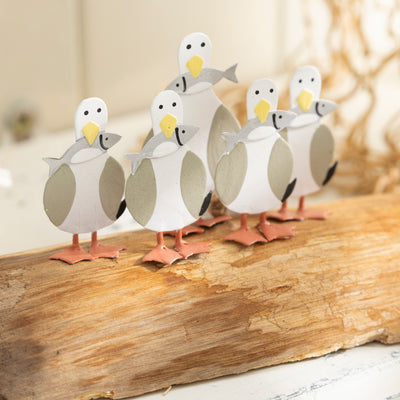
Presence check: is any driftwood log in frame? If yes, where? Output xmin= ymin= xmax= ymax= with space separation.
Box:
xmin=1 ymin=194 xmax=400 ymax=400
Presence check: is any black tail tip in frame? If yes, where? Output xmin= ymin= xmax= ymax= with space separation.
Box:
xmin=323 ymin=161 xmax=338 ymax=186
xmin=200 ymin=191 xmax=212 ymax=216
xmin=282 ymin=178 xmax=297 ymax=203
xmin=116 ymin=199 xmax=126 ymax=219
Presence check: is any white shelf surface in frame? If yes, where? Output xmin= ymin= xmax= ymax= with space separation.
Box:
xmin=136 ymin=343 xmax=400 ymax=400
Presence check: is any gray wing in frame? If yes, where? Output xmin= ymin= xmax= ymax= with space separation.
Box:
xmin=310 ymin=124 xmax=334 ymax=187
xmin=207 ymin=104 xmax=241 ymax=179
xmin=268 ymin=138 xmax=294 ymax=200
xmin=214 ymin=142 xmax=247 ymax=206
xmin=180 ymin=151 xmax=207 ymax=218
xmin=125 ymin=159 xmax=157 ymax=227
xmin=99 ymin=156 xmax=125 ymax=221
xmin=43 ymin=164 xmax=76 ymax=227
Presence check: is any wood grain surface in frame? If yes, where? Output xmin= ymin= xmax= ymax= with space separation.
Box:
xmin=1 ymin=194 xmax=400 ymax=400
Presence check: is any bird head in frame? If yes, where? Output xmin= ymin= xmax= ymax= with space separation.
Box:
xmin=178 ymin=32 xmax=212 ymax=93
xmin=151 ymin=90 xmax=183 ymax=137
xmin=290 ymin=66 xmax=321 ymax=112
xmin=74 ymin=97 xmax=108 ymax=145
xmin=246 ymin=78 xmax=278 ymax=123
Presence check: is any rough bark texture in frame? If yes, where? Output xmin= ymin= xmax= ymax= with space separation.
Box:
xmin=1 ymin=194 xmax=400 ymax=400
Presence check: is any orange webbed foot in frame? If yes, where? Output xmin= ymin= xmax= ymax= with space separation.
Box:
xmin=50 ymin=246 xmax=93 ymax=265
xmin=164 ymin=225 xmax=205 ymax=237
xmin=196 ymin=215 xmax=232 ymax=228
xmin=257 ymin=220 xmax=295 ymax=241
xmin=175 ymin=240 xmax=211 ymax=259
xmin=296 ymin=208 xmax=332 ymax=220
xmin=224 ymin=227 xmax=267 ymax=246
xmin=89 ymin=242 xmax=126 ymax=259
xmin=143 ymin=244 xmax=183 ymax=265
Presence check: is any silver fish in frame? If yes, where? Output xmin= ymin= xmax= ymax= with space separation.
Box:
xmin=222 ymin=110 xmax=296 ymax=153
xmin=292 ymin=99 xmax=337 ymax=117
xmin=125 ymin=124 xmax=199 ymax=173
xmin=43 ymin=132 xmax=121 ymax=176
xmin=166 ymin=63 xmax=238 ymax=94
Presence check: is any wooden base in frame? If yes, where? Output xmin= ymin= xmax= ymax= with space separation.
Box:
xmin=1 ymin=194 xmax=400 ymax=400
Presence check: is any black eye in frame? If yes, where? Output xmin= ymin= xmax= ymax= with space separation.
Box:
xmin=105 ymin=137 xmax=108 ymax=141
xmin=322 ymin=104 xmax=325 ymax=107
xmin=159 ymin=105 xmax=163 ymax=109
xmin=186 ymin=44 xmax=191 ymax=50
xmin=84 ymin=110 xmax=89 ymax=115
xmin=311 ymin=77 xmax=314 ymax=82
xmin=255 ymin=90 xmax=259 ymax=95
xmin=299 ymin=79 xmax=302 ymax=83
xmin=182 ymin=130 xmax=185 ymax=134
xmin=176 ymin=83 xmax=179 ymax=87
xmin=172 ymin=102 xmax=176 ymax=107
xmin=97 ymin=108 xmax=101 ymax=113
xmin=270 ymin=88 xmax=274 ymax=93
xmin=279 ymin=115 xmax=282 ymax=119
xmin=201 ymin=42 xmax=205 ymax=47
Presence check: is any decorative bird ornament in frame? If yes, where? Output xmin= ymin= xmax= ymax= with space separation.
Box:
xmin=125 ymin=90 xmax=212 ymax=265
xmin=43 ymin=97 xmax=126 ymax=264
xmin=268 ymin=65 xmax=338 ymax=221
xmin=145 ymin=32 xmax=241 ymax=233
xmin=215 ymin=79 xmax=296 ymax=245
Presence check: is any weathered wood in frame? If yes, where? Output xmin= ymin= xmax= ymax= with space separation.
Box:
xmin=1 ymin=194 xmax=400 ymax=400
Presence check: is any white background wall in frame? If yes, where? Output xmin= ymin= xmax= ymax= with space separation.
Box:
xmin=0 ymin=0 xmax=282 ymax=134
xmin=0 ymin=1 xmax=81 ymax=132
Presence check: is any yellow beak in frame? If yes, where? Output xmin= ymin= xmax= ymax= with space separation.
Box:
xmin=254 ymin=99 xmax=271 ymax=123
xmin=186 ymin=55 xmax=204 ymax=78
xmin=82 ymin=121 xmax=99 ymax=146
xmin=297 ymin=89 xmax=314 ymax=112
xmin=159 ymin=114 xmax=177 ymax=138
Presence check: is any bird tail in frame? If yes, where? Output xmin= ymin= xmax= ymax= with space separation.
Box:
xmin=224 ymin=63 xmax=238 ymax=83
xmin=322 ymin=161 xmax=338 ymax=186
xmin=281 ymin=178 xmax=297 ymax=203
xmin=222 ymin=132 xmax=238 ymax=153
xmin=199 ymin=191 xmax=212 ymax=216
xmin=116 ymin=199 xmax=126 ymax=219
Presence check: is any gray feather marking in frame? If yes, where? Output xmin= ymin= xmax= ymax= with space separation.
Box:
xmin=43 ymin=164 xmax=76 ymax=227
xmin=125 ymin=159 xmax=156 ymax=227
xmin=207 ymin=104 xmax=241 ymax=178
xmin=215 ymin=142 xmax=247 ymax=206
xmin=99 ymin=157 xmax=125 ymax=221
